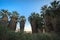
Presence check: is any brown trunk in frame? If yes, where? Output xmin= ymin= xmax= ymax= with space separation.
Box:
xmin=1 ymin=16 xmax=8 ymax=32
xmin=20 ymin=21 xmax=25 ymax=32
xmin=2 ymin=16 xmax=8 ymax=22
xmin=45 ymin=15 xmax=54 ymax=32
xmin=0 ymin=16 xmax=8 ymax=40
xmin=8 ymin=17 xmax=17 ymax=31
xmin=30 ymin=20 xmax=37 ymax=33
xmin=55 ymin=16 xmax=60 ymax=32
xmin=51 ymin=17 xmax=56 ymax=32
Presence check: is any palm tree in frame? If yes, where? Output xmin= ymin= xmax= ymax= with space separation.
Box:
xmin=0 ymin=9 xmax=11 ymax=40
xmin=36 ymin=14 xmax=43 ymax=33
xmin=28 ymin=12 xmax=43 ymax=33
xmin=0 ymin=9 xmax=11 ymax=31
xmin=41 ymin=0 xmax=60 ymax=32
xmin=8 ymin=11 xmax=19 ymax=31
xmin=0 ymin=9 xmax=11 ymax=22
xmin=19 ymin=16 xmax=26 ymax=32
xmin=28 ymin=12 xmax=37 ymax=33
xmin=49 ymin=0 xmax=60 ymax=32
xmin=41 ymin=5 xmax=54 ymax=32
xmin=41 ymin=5 xmax=50 ymax=32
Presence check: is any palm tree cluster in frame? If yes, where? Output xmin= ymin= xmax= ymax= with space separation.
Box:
xmin=41 ymin=0 xmax=60 ymax=33
xmin=0 ymin=0 xmax=60 ymax=34
xmin=0 ymin=9 xmax=43 ymax=33
xmin=0 ymin=9 xmax=26 ymax=32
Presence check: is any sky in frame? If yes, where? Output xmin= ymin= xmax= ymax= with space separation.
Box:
xmin=0 ymin=0 xmax=53 ymax=32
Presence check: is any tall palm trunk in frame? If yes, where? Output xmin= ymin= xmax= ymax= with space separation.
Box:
xmin=30 ymin=20 xmax=37 ymax=33
xmin=8 ymin=17 xmax=17 ymax=31
xmin=8 ymin=11 xmax=19 ymax=31
xmin=55 ymin=16 xmax=60 ymax=32
xmin=0 ymin=16 xmax=8 ymax=40
xmin=45 ymin=15 xmax=54 ymax=32
xmin=19 ymin=16 xmax=26 ymax=32
xmin=20 ymin=21 xmax=25 ymax=32
xmin=1 ymin=16 xmax=8 ymax=31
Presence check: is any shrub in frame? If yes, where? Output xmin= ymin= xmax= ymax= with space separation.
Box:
xmin=0 ymin=26 xmax=60 ymax=40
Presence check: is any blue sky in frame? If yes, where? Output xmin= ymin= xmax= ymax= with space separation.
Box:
xmin=0 ymin=0 xmax=52 ymax=31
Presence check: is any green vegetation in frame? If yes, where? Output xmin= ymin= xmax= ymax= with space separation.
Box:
xmin=0 ymin=27 xmax=60 ymax=40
